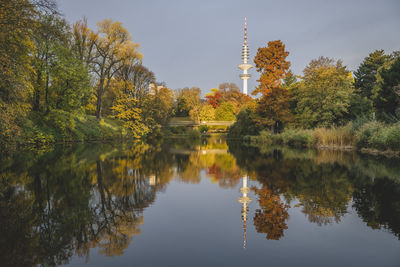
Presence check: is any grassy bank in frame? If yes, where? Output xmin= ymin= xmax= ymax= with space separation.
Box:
xmin=244 ymin=122 xmax=400 ymax=155
xmin=20 ymin=111 xmax=131 ymax=147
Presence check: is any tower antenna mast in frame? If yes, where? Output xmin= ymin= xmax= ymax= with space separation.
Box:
xmin=238 ymin=17 xmax=253 ymax=95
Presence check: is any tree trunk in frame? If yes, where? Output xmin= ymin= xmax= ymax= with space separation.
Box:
xmin=45 ymin=70 xmax=49 ymax=112
xmin=96 ymin=80 xmax=104 ymax=120
xmin=33 ymin=71 xmax=41 ymax=111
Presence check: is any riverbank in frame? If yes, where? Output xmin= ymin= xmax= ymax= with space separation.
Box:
xmin=243 ymin=122 xmax=400 ymax=157
xmin=12 ymin=112 xmax=132 ymax=148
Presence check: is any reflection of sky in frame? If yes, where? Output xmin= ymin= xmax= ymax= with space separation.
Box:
xmin=64 ymin=172 xmax=400 ymax=267
xmin=58 ymin=0 xmax=400 ymax=96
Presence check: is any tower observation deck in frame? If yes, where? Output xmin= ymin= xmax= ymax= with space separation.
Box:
xmin=237 ymin=17 xmax=253 ymax=95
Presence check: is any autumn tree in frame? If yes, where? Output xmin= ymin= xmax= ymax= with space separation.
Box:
xmin=175 ymin=87 xmax=201 ymax=117
xmin=205 ymin=88 xmax=223 ymax=108
xmin=218 ymin=82 xmax=253 ymax=113
xmin=0 ymin=0 xmax=56 ymax=145
xmin=214 ymin=102 xmax=235 ymax=121
xmin=253 ymin=186 xmax=290 ymax=240
xmin=296 ymin=57 xmax=354 ymax=128
xmin=73 ymin=19 xmax=142 ymax=119
xmin=199 ymin=104 xmax=215 ymax=122
xmin=253 ymin=40 xmax=292 ymax=131
xmin=142 ymin=87 xmax=175 ymax=128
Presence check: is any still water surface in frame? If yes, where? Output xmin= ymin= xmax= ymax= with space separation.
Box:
xmin=1 ymin=137 xmax=400 ymax=266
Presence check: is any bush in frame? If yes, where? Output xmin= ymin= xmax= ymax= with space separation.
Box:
xmin=44 ymin=109 xmax=76 ymax=139
xmin=356 ymin=121 xmax=384 ymax=149
xmin=187 ymin=129 xmax=201 ymax=140
xmin=359 ymin=122 xmax=400 ymax=151
xmin=198 ymin=125 xmax=209 ymax=133
xmin=280 ymin=129 xmax=315 ymax=147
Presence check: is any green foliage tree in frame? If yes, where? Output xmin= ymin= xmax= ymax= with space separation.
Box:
xmin=354 ymin=50 xmax=390 ymax=99
xmin=227 ymin=107 xmax=259 ymax=138
xmin=373 ymin=56 xmax=400 ymax=119
xmin=296 ymin=57 xmax=354 ymax=128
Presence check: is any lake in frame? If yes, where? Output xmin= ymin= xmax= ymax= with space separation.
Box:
xmin=1 ymin=136 xmax=400 ymax=266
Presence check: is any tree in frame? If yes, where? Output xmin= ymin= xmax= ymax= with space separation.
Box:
xmin=219 ymin=82 xmax=240 ymax=93
xmin=253 ymin=186 xmax=290 ymax=240
xmin=296 ymin=57 xmax=354 ymax=128
xmin=253 ymin=40 xmax=292 ymax=131
xmin=199 ymin=104 xmax=215 ymax=122
xmin=373 ymin=55 xmax=400 ymax=118
xmin=32 ymin=14 xmax=69 ymax=112
xmin=205 ymin=88 xmax=223 ymax=108
xmin=0 ymin=0 xmax=56 ymax=145
xmin=227 ymin=107 xmax=259 ymax=138
xmin=48 ymin=45 xmax=91 ymax=112
xmin=73 ymin=19 xmax=142 ymax=119
xmin=354 ymin=50 xmax=390 ymax=99
xmin=218 ymin=82 xmax=253 ymax=113
xmin=253 ymin=40 xmax=290 ymax=95
xmin=111 ymin=96 xmax=148 ymax=139
xmin=0 ymin=0 xmax=36 ymax=144
xmin=175 ymin=87 xmax=201 ymax=117
xmin=215 ymin=102 xmax=235 ymax=121
xmin=142 ymin=87 xmax=175 ymax=128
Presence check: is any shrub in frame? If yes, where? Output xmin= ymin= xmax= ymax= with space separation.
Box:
xmin=198 ymin=125 xmax=209 ymax=133
xmin=280 ymin=129 xmax=315 ymax=147
xmin=356 ymin=121 xmax=384 ymax=149
xmin=187 ymin=129 xmax=201 ymax=140
xmin=384 ymin=124 xmax=400 ymax=150
xmin=44 ymin=109 xmax=76 ymax=139
xmin=363 ymin=122 xmax=400 ymax=151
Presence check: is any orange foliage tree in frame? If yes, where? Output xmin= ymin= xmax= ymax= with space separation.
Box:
xmin=253 ymin=186 xmax=290 ymax=240
xmin=253 ymin=40 xmax=292 ymax=131
xmin=205 ymin=88 xmax=223 ymax=108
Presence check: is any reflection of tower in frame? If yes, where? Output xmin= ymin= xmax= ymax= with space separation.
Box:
xmin=238 ymin=175 xmax=252 ymax=249
xmin=237 ymin=17 xmax=253 ymax=95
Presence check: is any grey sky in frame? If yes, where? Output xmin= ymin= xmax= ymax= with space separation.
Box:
xmin=58 ymin=0 xmax=400 ymax=95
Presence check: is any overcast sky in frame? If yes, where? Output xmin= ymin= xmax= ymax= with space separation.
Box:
xmin=58 ymin=0 xmax=400 ymax=95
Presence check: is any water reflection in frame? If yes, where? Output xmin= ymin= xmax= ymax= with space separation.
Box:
xmin=0 ymin=137 xmax=400 ymax=265
xmin=238 ymin=176 xmax=251 ymax=248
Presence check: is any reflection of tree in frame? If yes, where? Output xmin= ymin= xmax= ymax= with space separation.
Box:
xmin=0 ymin=141 xmax=174 ymax=266
xmin=290 ymin=163 xmax=353 ymax=226
xmin=174 ymin=150 xmax=243 ymax=188
xmin=230 ymin=144 xmax=353 ymax=226
xmin=253 ymin=186 xmax=290 ymax=240
xmin=353 ymin=178 xmax=400 ymax=239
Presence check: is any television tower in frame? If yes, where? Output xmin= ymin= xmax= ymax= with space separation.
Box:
xmin=238 ymin=175 xmax=252 ymax=249
xmin=238 ymin=17 xmax=253 ymax=95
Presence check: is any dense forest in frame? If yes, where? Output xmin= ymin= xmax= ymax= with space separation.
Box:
xmin=0 ymin=0 xmax=175 ymax=147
